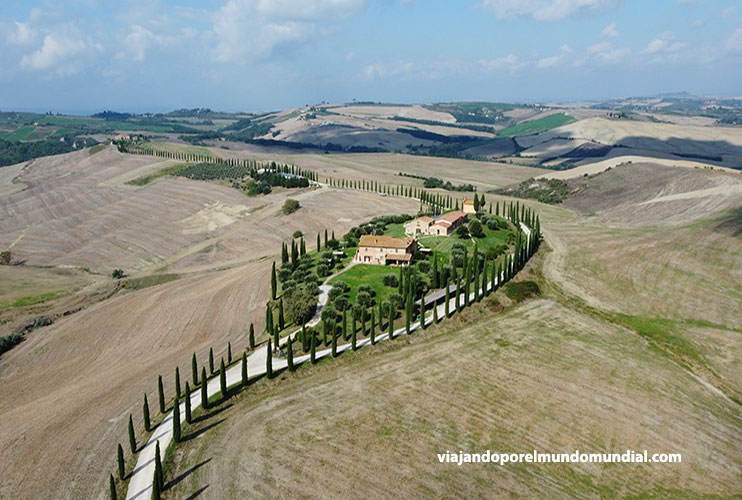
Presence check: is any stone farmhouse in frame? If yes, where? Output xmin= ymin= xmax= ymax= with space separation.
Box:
xmin=353 ymin=235 xmax=418 ymax=266
xmin=404 ymin=210 xmax=468 ymax=237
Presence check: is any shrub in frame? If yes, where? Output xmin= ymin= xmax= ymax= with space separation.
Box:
xmin=504 ymin=280 xmax=541 ymax=302
xmin=0 ymin=250 xmax=11 ymax=265
xmin=357 ymin=284 xmax=374 ymax=297
xmin=112 ymin=269 xmax=125 ymax=279
xmin=316 ymin=263 xmax=330 ymax=277
xmin=469 ymin=220 xmax=484 ymax=238
xmin=333 ymin=296 xmax=349 ymax=311
xmin=388 ymin=292 xmax=404 ymax=310
xmin=282 ymin=199 xmax=301 ymax=215
xmin=455 ymin=225 xmax=469 ymax=238
xmin=416 ymin=260 xmax=431 ymax=274
xmin=284 ymin=283 xmax=319 ymax=325
xmin=293 ymin=230 xmax=303 ymax=238
xmin=0 ymin=334 xmax=24 ymax=356
xmin=357 ymin=291 xmax=372 ymax=307
xmin=383 ymin=274 xmax=399 ymax=287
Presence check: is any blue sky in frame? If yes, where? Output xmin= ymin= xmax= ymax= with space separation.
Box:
xmin=1 ymin=0 xmax=741 ymax=113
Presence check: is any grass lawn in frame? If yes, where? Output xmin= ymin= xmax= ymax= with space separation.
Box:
xmin=498 ymin=113 xmax=576 ymax=137
xmin=329 ymin=264 xmax=398 ymax=304
xmin=126 ymin=163 xmax=192 ymax=186
xmin=385 ymin=223 xmax=407 ymax=238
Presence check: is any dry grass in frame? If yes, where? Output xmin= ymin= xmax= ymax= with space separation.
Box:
xmin=165 ymin=297 xmax=741 ymax=499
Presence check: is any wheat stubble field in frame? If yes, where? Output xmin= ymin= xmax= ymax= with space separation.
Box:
xmin=161 ymin=161 xmax=741 ymax=500
xmin=1 ymin=143 xmax=740 ymax=500
xmin=0 ymin=145 xmax=422 ymax=499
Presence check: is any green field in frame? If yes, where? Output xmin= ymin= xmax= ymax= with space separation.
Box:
xmin=4 ymin=126 xmax=36 ymax=142
xmin=125 ymin=163 xmax=192 ymax=186
xmin=498 ymin=113 xmax=577 ymax=137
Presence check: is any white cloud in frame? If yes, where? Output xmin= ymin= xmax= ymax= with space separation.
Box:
xmin=20 ymin=32 xmax=94 ymax=74
xmin=479 ymin=53 xmax=524 ymax=73
xmin=212 ymin=0 xmax=365 ymax=63
xmin=7 ymin=21 xmax=36 ymax=45
xmin=601 ymin=21 xmax=618 ymax=38
xmin=362 ymin=61 xmax=415 ymax=79
xmin=536 ymin=44 xmax=573 ymax=68
xmin=584 ymin=40 xmax=629 ymax=64
xmin=727 ymin=28 xmax=742 ymax=53
xmin=117 ymin=25 xmax=155 ymax=62
xmin=642 ymin=31 xmax=686 ymax=54
xmin=480 ymin=0 xmax=623 ymax=21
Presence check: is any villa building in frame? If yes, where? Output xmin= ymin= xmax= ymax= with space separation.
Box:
xmin=404 ymin=210 xmax=468 ymax=237
xmin=354 ymin=235 xmax=418 ymax=266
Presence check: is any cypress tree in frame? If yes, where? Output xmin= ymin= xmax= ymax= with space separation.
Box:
xmin=191 ymin=353 xmax=198 ymax=385
xmin=109 ymin=474 xmax=116 ymax=500
xmin=201 ymin=367 xmax=208 ymax=409
xmin=173 ymin=396 xmax=181 ymax=443
xmin=301 ymin=323 xmax=308 ymax=352
xmin=175 ymin=367 xmax=181 ymax=400
xmin=273 ymin=322 xmax=279 ymax=348
xmin=317 ymin=233 xmax=321 ymax=251
xmin=331 ymin=327 xmax=338 ymax=357
xmin=324 ymin=229 xmax=328 ymax=247
xmin=266 ymin=339 xmax=273 ymax=378
xmin=228 ymin=342 xmax=232 ymax=364
xmin=310 ymin=333 xmax=317 ymax=364
xmin=405 ymin=296 xmax=411 ymax=335
xmin=249 ymin=323 xmax=255 ymax=349
xmin=445 ymin=284 xmax=450 ymax=318
xmin=433 ymin=299 xmax=438 ymax=324
xmin=300 ymin=237 xmax=306 ymax=256
xmin=153 ymin=441 xmax=163 ymax=498
xmin=455 ymin=278 xmax=461 ymax=313
xmin=351 ymin=314 xmax=357 ymax=342
xmin=281 ymin=241 xmax=288 ymax=264
xmin=185 ymin=382 xmax=192 ymax=424
xmin=143 ymin=394 xmax=151 ymax=432
xmin=351 ymin=323 xmax=357 ymax=351
xmin=378 ymin=300 xmax=383 ymax=330
xmin=432 ymin=253 xmax=439 ymax=288
xmin=421 ymin=300 xmax=427 ymax=329
xmin=278 ymin=298 xmax=285 ymax=330
xmin=219 ymin=359 xmax=227 ymax=397
xmin=287 ymin=337 xmax=294 ymax=371
xmin=157 ymin=375 xmax=165 ymax=413
xmin=388 ymin=303 xmax=394 ymax=339
xmin=127 ymin=415 xmax=136 ymax=453
xmin=370 ymin=309 xmax=376 ymax=345
xmin=117 ymin=443 xmax=125 ymax=480
xmin=241 ymin=352 xmax=248 ymax=387
xmin=209 ymin=347 xmax=214 ymax=374
xmin=342 ymin=308 xmax=348 ymax=340
xmin=271 ymin=261 xmax=277 ymax=300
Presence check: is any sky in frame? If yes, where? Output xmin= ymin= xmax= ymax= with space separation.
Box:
xmin=0 ymin=0 xmax=741 ymax=114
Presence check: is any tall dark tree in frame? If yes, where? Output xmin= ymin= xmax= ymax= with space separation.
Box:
xmin=200 ymin=367 xmax=208 ymax=410
xmin=191 ymin=353 xmax=198 ymax=385
xmin=241 ymin=352 xmax=248 ymax=387
xmin=271 ymin=261 xmax=277 ymax=300
xmin=154 ymin=441 xmax=163 ymax=498
xmin=310 ymin=332 xmax=317 ymax=364
xmin=332 ymin=326 xmax=338 ymax=357
xmin=388 ymin=302 xmax=394 ymax=339
xmin=173 ymin=396 xmax=181 ymax=443
xmin=143 ymin=394 xmax=151 ymax=432
xmin=127 ymin=415 xmax=136 ymax=453
xmin=266 ymin=339 xmax=273 ymax=378
xmin=117 ymin=443 xmax=125 ymax=480
xmin=445 ymin=284 xmax=450 ymax=318
xmin=351 ymin=323 xmax=357 ymax=351
xmin=219 ymin=359 xmax=227 ymax=397
xmin=278 ymin=298 xmax=285 ymax=330
xmin=157 ymin=375 xmax=165 ymax=414
xmin=317 ymin=233 xmax=321 ymax=252
xmin=185 ymin=382 xmax=192 ymax=424
xmin=175 ymin=367 xmax=181 ymax=400
xmin=287 ymin=337 xmax=295 ymax=371
xmin=342 ymin=308 xmax=348 ymax=341
xmin=249 ymin=323 xmax=255 ymax=349
xmin=209 ymin=347 xmax=215 ymax=374
xmin=370 ymin=309 xmax=376 ymax=345
xmin=109 ymin=474 xmax=117 ymax=500
xmin=227 ymin=342 xmax=232 ymax=364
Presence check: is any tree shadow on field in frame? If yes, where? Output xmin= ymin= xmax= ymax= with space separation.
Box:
xmin=192 ymin=403 xmax=233 ymax=424
xmin=185 ymin=485 xmax=209 ymax=499
xmin=183 ymin=419 xmax=225 ymax=443
xmin=164 ymin=458 xmax=211 ymax=491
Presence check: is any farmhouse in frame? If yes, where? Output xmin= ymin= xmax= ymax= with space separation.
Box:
xmin=354 ymin=235 xmax=418 ymax=266
xmin=462 ymin=198 xmax=476 ymax=214
xmin=404 ymin=210 xmax=468 ymax=236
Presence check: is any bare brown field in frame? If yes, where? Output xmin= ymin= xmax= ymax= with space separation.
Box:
xmin=166 ymin=297 xmax=741 ymax=499
xmin=0 ymin=147 xmax=423 ymax=499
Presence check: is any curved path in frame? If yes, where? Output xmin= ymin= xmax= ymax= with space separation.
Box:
xmin=126 ymin=222 xmax=531 ymax=499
